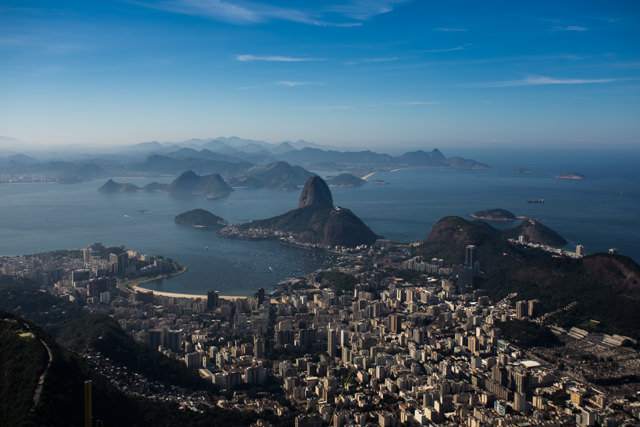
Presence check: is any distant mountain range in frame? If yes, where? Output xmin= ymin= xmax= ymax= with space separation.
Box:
xmin=1 ymin=136 xmax=491 ymax=184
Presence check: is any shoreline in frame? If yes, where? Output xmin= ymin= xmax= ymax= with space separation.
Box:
xmin=122 ymin=265 xmax=189 ymax=290
xmin=129 ymin=265 xmax=252 ymax=300
xmin=130 ymin=286 xmax=249 ymax=301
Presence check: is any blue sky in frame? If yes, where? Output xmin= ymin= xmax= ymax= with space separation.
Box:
xmin=1 ymin=0 xmax=639 ymax=150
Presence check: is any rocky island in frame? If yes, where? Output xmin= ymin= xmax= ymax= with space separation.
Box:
xmin=98 ymin=171 xmax=232 ymax=199
xmin=470 ymin=208 xmax=517 ymax=221
xmin=98 ymin=179 xmax=141 ymax=193
xmin=556 ymin=172 xmax=585 ymax=180
xmin=175 ymin=209 xmax=227 ymax=229
xmin=219 ymin=176 xmax=379 ymax=247
xmin=167 ymin=170 xmax=233 ymax=199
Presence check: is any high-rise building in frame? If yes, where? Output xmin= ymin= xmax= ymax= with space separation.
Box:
xmin=465 ymin=245 xmax=477 ymax=267
xmin=165 ymin=329 xmax=183 ymax=352
xmin=516 ymin=301 xmax=527 ymax=319
xmin=257 ymin=287 xmax=265 ymax=304
xmin=254 ymin=335 xmax=265 ymax=358
xmin=528 ymin=299 xmax=540 ymax=318
xmin=389 ymin=314 xmax=401 ymax=334
xmin=576 ymin=245 xmax=585 ymax=257
xmin=513 ymin=392 xmax=527 ymax=413
xmin=207 ymin=290 xmax=219 ymax=311
xmin=117 ymin=252 xmax=129 ymax=275
xmin=327 ymin=329 xmax=337 ymax=357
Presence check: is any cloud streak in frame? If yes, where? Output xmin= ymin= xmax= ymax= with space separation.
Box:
xmin=423 ymin=45 xmax=468 ymax=53
xmin=236 ymin=54 xmax=324 ymax=62
xmin=552 ymin=25 xmax=588 ymax=32
xmin=276 ymin=81 xmax=323 ymax=87
xmin=133 ymin=0 xmax=408 ymax=27
xmin=472 ymin=75 xmax=619 ymax=87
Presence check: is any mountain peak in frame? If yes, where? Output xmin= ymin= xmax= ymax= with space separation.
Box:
xmin=298 ymin=176 xmax=333 ymax=209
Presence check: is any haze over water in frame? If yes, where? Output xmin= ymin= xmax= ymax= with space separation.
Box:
xmin=0 ymin=149 xmax=637 ymax=296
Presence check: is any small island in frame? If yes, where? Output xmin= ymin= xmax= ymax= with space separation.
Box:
xmin=556 ymin=172 xmax=585 ymax=180
xmin=98 ymin=179 xmax=140 ymax=193
xmin=471 ymin=208 xmax=517 ymax=222
xmin=175 ymin=209 xmax=227 ymax=228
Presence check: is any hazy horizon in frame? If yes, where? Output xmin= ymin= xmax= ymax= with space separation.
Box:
xmin=2 ymin=1 xmax=639 ymax=150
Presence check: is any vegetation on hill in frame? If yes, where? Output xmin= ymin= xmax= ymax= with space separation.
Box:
xmin=497 ymin=319 xmax=561 ymax=348
xmin=418 ymin=216 xmax=640 ymax=341
xmin=471 ymin=208 xmax=516 ymax=221
xmin=326 ymin=173 xmax=366 ymax=188
xmin=167 ymin=170 xmax=233 ymax=198
xmin=319 ymin=271 xmax=358 ymax=294
xmin=0 ymin=280 xmax=213 ymax=391
xmin=242 ymin=206 xmax=379 ymax=247
xmin=98 ymin=179 xmax=141 ymax=193
xmin=0 ymin=311 xmax=289 ymax=426
xmin=503 ymin=219 xmax=568 ymax=247
xmin=175 ymin=209 xmax=227 ymax=228
xmin=0 ymin=311 xmax=145 ymax=426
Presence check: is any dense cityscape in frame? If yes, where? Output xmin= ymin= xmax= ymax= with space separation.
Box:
xmin=2 ymin=236 xmax=639 ymax=426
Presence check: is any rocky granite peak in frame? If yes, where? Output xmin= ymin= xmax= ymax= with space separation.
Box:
xmin=298 ymin=176 xmax=333 ymax=209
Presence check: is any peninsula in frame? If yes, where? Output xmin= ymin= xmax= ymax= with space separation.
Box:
xmin=326 ymin=173 xmax=366 ymax=188
xmin=219 ymin=176 xmax=379 ymax=247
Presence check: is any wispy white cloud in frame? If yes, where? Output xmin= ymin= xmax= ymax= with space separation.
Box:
xmin=423 ymin=45 xmax=468 ymax=53
xmin=132 ymin=0 xmax=408 ymax=27
xmin=552 ymin=25 xmax=588 ymax=32
xmin=236 ymin=54 xmax=324 ymax=62
xmin=276 ymin=81 xmax=323 ymax=87
xmin=326 ymin=0 xmax=409 ymax=21
xmin=472 ymin=75 xmax=619 ymax=87
xmin=434 ymin=27 xmax=468 ymax=32
xmin=362 ymin=57 xmax=399 ymax=63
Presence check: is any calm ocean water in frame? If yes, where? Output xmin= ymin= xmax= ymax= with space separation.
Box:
xmin=0 ymin=149 xmax=638 ymax=295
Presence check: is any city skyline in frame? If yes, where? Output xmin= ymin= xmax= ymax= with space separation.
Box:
xmin=1 ymin=0 xmax=639 ymax=150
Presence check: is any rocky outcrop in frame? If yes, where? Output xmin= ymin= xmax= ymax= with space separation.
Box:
xmin=166 ymin=170 xmax=232 ymax=198
xmin=503 ymin=219 xmax=567 ymax=247
xmin=298 ymin=176 xmax=333 ymax=209
xmin=230 ymin=176 xmax=378 ymax=247
xmin=97 ymin=179 xmax=140 ymax=193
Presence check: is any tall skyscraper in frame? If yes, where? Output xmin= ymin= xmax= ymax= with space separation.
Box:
xmin=254 ymin=335 xmax=265 ymax=358
xmin=327 ymin=329 xmax=336 ymax=357
xmin=389 ymin=314 xmax=401 ymax=334
xmin=516 ymin=301 xmax=527 ymax=319
xmin=207 ymin=290 xmax=219 ymax=311
xmin=465 ymin=245 xmax=477 ymax=266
